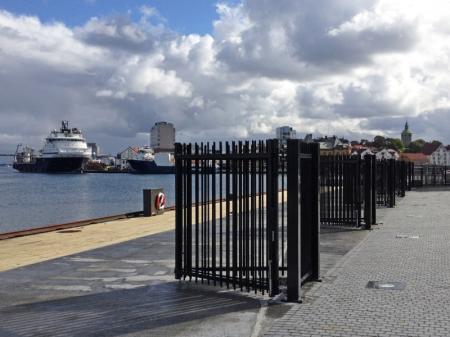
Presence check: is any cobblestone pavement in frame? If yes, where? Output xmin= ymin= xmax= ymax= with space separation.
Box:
xmin=265 ymin=188 xmax=450 ymax=337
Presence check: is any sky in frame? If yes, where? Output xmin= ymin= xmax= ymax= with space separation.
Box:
xmin=0 ymin=0 xmax=449 ymax=153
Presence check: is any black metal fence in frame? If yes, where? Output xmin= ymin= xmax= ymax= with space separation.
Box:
xmin=174 ymin=138 xmax=427 ymax=301
xmin=319 ymin=155 xmax=376 ymax=229
xmin=375 ymin=159 xmax=397 ymax=208
xmin=413 ymin=165 xmax=449 ymax=186
xmin=174 ymin=140 xmax=320 ymax=301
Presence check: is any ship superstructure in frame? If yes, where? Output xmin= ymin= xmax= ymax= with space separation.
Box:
xmin=13 ymin=121 xmax=90 ymax=173
xmin=127 ymin=147 xmax=174 ymax=174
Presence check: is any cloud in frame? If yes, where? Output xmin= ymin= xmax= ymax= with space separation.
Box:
xmin=0 ymin=1 xmax=450 ymax=153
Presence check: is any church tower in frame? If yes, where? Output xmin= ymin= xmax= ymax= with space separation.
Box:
xmin=401 ymin=122 xmax=412 ymax=147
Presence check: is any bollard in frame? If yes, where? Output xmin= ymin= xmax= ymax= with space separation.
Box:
xmin=143 ymin=188 xmax=166 ymax=216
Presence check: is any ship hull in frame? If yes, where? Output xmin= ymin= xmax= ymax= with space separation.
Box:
xmin=128 ymin=159 xmax=174 ymax=174
xmin=13 ymin=157 xmax=86 ymax=173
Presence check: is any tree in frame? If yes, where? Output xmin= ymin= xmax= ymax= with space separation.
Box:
xmin=431 ymin=140 xmax=442 ymax=147
xmin=373 ymin=135 xmax=386 ymax=149
xmin=405 ymin=139 xmax=426 ymax=153
xmin=386 ymin=138 xmax=404 ymax=152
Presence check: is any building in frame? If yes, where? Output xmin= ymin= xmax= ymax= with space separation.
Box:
xmin=87 ymin=143 xmax=99 ymax=159
xmin=318 ymin=136 xmax=351 ymax=156
xmin=150 ymin=122 xmax=175 ymax=152
xmin=351 ymin=147 xmax=374 ymax=159
xmin=116 ymin=146 xmax=139 ymax=169
xmin=375 ymin=148 xmax=399 ymax=160
xmin=276 ymin=126 xmax=296 ymax=145
xmin=400 ymin=153 xmax=429 ymax=165
xmin=401 ymin=122 xmax=412 ymax=147
xmin=423 ymin=143 xmax=450 ymax=166
xmin=97 ymin=155 xmax=116 ymax=166
xmin=304 ymin=133 xmax=313 ymax=143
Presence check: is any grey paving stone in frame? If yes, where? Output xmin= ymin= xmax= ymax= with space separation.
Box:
xmin=265 ymin=189 xmax=450 ymax=337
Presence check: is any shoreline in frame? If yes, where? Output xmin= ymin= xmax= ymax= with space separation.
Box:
xmin=0 ymin=205 xmax=175 ymax=240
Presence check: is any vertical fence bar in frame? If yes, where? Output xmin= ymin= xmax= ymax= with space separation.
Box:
xmin=310 ymin=143 xmax=320 ymax=280
xmin=363 ymin=155 xmax=373 ymax=229
xmin=370 ymin=156 xmax=376 ymax=225
xmin=195 ymin=143 xmax=199 ymax=282
xmin=286 ymin=139 xmax=300 ymax=302
xmin=232 ymin=142 xmax=238 ymax=290
xmin=186 ymin=144 xmax=192 ymax=279
xmin=211 ymin=143 xmax=216 ymax=286
xmin=388 ymin=159 xmax=395 ymax=207
xmin=225 ymin=142 xmax=230 ymax=288
xmin=174 ymin=143 xmax=183 ymax=279
xmin=219 ymin=142 xmax=223 ymax=287
xmin=266 ymin=139 xmax=279 ymax=297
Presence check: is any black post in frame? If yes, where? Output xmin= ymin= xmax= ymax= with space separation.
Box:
xmin=407 ymin=162 xmax=413 ymax=191
xmin=371 ymin=155 xmax=376 ymax=226
xmin=266 ymin=139 xmax=279 ymax=297
xmin=401 ymin=161 xmax=406 ymax=197
xmin=286 ymin=139 xmax=301 ymax=302
xmin=309 ymin=142 xmax=320 ymax=280
xmin=421 ymin=166 xmax=424 ymax=186
xmin=363 ymin=155 xmax=373 ymax=229
xmin=174 ymin=143 xmax=183 ymax=279
xmin=388 ymin=159 xmax=396 ymax=207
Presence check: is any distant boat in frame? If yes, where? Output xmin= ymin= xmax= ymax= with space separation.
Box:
xmin=128 ymin=147 xmax=175 ymax=174
xmin=13 ymin=121 xmax=91 ymax=173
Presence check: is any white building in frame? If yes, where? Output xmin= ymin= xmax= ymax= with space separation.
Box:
xmin=276 ymin=126 xmax=296 ymax=145
xmin=375 ymin=149 xmax=399 ymax=160
xmin=151 ymin=122 xmax=175 ymax=152
xmin=427 ymin=144 xmax=450 ymax=166
xmin=352 ymin=148 xmax=374 ymax=159
xmin=116 ymin=146 xmax=139 ymax=169
xmin=87 ymin=143 xmax=99 ymax=159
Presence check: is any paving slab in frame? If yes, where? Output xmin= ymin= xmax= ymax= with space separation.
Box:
xmin=265 ymin=189 xmax=450 ymax=337
xmin=0 ymin=215 xmax=367 ymax=337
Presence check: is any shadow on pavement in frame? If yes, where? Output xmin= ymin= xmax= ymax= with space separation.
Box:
xmin=0 ymin=281 xmax=264 ymax=337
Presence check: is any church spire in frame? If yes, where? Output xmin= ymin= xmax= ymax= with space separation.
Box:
xmin=401 ymin=120 xmax=412 ymax=147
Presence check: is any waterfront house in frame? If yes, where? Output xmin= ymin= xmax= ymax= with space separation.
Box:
xmin=423 ymin=143 xmax=450 ymax=166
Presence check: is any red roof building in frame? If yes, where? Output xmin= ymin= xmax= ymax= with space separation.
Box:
xmin=400 ymin=153 xmax=429 ymax=164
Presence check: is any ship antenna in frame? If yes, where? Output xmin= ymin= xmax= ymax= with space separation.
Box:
xmin=62 ymin=120 xmax=69 ymax=131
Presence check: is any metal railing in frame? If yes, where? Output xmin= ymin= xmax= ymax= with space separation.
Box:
xmin=174 ymin=139 xmax=320 ymax=301
xmin=413 ymin=165 xmax=449 ymax=186
xmin=174 ymin=139 xmax=426 ymax=301
xmin=319 ymin=155 xmax=376 ymax=229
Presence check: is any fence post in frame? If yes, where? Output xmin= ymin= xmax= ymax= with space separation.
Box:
xmin=433 ymin=165 xmax=437 ymax=186
xmin=174 ymin=143 xmax=183 ymax=279
xmin=371 ymin=156 xmax=376 ymax=225
xmin=363 ymin=155 xmax=373 ymax=229
xmin=267 ymin=139 xmax=279 ymax=297
xmin=310 ymin=143 xmax=320 ymax=280
xmin=388 ymin=159 xmax=396 ymax=207
xmin=421 ymin=166 xmax=424 ymax=186
xmin=286 ymin=139 xmax=300 ymax=302
xmin=407 ymin=162 xmax=413 ymax=191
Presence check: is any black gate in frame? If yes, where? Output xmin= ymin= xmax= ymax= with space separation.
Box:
xmin=375 ymin=159 xmax=396 ymax=208
xmin=174 ymin=139 xmax=320 ymax=301
xmin=319 ymin=155 xmax=375 ymax=229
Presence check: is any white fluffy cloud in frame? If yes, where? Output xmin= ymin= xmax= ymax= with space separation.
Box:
xmin=0 ymin=0 xmax=450 ymax=153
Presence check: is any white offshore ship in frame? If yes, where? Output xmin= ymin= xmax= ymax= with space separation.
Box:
xmin=13 ymin=121 xmax=91 ymax=173
xmin=127 ymin=147 xmax=175 ymax=174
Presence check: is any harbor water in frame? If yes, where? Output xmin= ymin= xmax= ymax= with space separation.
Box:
xmin=0 ymin=165 xmax=175 ymax=234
